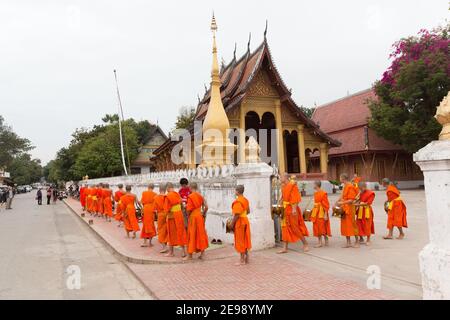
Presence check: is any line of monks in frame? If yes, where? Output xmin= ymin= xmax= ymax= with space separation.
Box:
xmin=277 ymin=173 xmax=408 ymax=253
xmin=79 ymin=179 xmax=252 ymax=265
xmin=78 ymin=172 xmax=407 ymax=263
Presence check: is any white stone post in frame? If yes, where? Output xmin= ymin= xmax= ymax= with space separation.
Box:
xmin=413 ymin=92 xmax=450 ymax=299
xmin=414 ymin=141 xmax=450 ymax=299
xmin=233 ymin=162 xmax=275 ymax=250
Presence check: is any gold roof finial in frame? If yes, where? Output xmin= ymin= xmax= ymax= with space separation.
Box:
xmin=210 ymin=12 xmax=218 ymax=33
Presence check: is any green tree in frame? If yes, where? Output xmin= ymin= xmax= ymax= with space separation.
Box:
xmin=174 ymin=106 xmax=196 ymax=129
xmin=299 ymin=106 xmax=316 ymax=119
xmin=369 ymin=23 xmax=450 ymax=153
xmin=0 ymin=115 xmax=33 ymax=168
xmin=9 ymin=154 xmax=42 ymax=185
xmin=71 ymin=124 xmax=139 ymax=179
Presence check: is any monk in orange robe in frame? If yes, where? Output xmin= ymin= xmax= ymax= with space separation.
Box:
xmin=91 ymin=185 xmax=98 ymax=216
xmin=278 ymin=174 xmax=309 ymax=254
xmin=231 ymin=185 xmax=251 ymax=265
xmin=184 ymin=182 xmax=209 ymax=260
xmin=165 ymin=182 xmax=187 ymax=257
xmin=140 ymin=184 xmax=157 ymax=247
xmin=86 ymin=186 xmax=94 ymax=214
xmin=79 ymin=185 xmax=87 ymax=211
xmin=120 ymin=185 xmax=140 ymax=238
xmin=102 ymin=183 xmax=113 ymax=222
xmin=337 ymin=173 xmax=359 ymax=248
xmin=154 ymin=183 xmax=169 ymax=253
xmin=114 ymin=184 xmax=125 ymax=227
xmin=382 ymin=178 xmax=407 ymax=239
xmin=96 ymin=183 xmax=104 ymax=217
xmin=310 ymin=181 xmax=331 ymax=247
xmin=354 ymin=182 xmax=375 ymax=245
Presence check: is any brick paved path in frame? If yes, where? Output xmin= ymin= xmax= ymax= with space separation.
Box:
xmin=128 ymin=251 xmax=393 ymax=300
xmin=65 ymin=197 xmax=394 ymax=300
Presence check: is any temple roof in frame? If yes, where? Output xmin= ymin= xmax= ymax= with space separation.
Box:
xmin=153 ymin=37 xmax=341 ymax=157
xmin=312 ymin=89 xmax=404 ymax=156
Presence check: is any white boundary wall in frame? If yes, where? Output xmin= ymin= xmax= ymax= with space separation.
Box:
xmin=83 ymin=163 xmax=276 ymax=250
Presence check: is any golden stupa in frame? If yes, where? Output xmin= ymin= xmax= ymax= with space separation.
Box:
xmin=197 ymin=14 xmax=236 ymax=166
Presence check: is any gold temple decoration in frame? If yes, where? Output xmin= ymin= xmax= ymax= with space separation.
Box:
xmin=197 ymin=14 xmax=236 ymax=166
xmin=245 ymin=136 xmax=261 ymax=163
xmin=436 ymin=91 xmax=450 ymax=141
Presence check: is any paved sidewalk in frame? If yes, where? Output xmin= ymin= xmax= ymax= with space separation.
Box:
xmin=64 ymin=198 xmax=235 ymax=264
xmin=127 ymin=251 xmax=393 ymax=300
xmin=65 ymin=197 xmax=396 ymax=300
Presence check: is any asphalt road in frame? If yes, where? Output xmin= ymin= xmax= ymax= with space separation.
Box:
xmin=0 ymin=192 xmax=152 ymax=299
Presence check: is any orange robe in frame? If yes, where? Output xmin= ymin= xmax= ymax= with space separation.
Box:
xmin=154 ymin=194 xmax=168 ymax=244
xmin=97 ymin=188 xmax=104 ymax=214
xmin=120 ymin=193 xmax=140 ymax=232
xmin=80 ymin=187 xmax=86 ymax=208
xmin=166 ymin=191 xmax=188 ymax=246
xmin=86 ymin=188 xmax=94 ymax=212
xmin=386 ymin=185 xmax=408 ymax=229
xmin=310 ymin=189 xmax=331 ymax=237
xmin=340 ymin=183 xmax=358 ymax=236
xmin=186 ymin=192 xmax=209 ymax=254
xmin=91 ymin=188 xmax=98 ymax=213
xmin=140 ymin=190 xmax=157 ymax=239
xmin=103 ymin=189 xmax=113 ymax=217
xmin=356 ymin=190 xmax=375 ymax=236
xmin=232 ymin=195 xmax=252 ymax=253
xmin=281 ymin=182 xmax=309 ymax=243
xmin=114 ymin=190 xmax=124 ymax=221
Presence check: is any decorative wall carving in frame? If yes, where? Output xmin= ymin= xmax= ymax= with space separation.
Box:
xmin=248 ymin=71 xmax=277 ymax=97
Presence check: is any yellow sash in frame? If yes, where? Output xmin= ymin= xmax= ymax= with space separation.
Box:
xmin=239 ymin=210 xmax=248 ymax=218
xmin=170 ymin=204 xmax=181 ymax=212
xmin=92 ymin=196 xmax=97 ymax=201
xmin=387 ymin=196 xmax=403 ymax=211
xmin=310 ymin=203 xmax=325 ymax=219
xmin=281 ymin=201 xmax=292 ymax=227
xmin=357 ymin=205 xmax=371 ymax=219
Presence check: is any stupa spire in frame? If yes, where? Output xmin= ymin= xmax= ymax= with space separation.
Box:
xmin=202 ymin=13 xmax=230 ymax=137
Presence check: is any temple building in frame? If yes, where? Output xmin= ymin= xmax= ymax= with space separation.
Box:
xmin=311 ymin=88 xmax=423 ymax=187
xmin=151 ymin=28 xmax=340 ymax=179
xmin=130 ymin=124 xmax=167 ymax=174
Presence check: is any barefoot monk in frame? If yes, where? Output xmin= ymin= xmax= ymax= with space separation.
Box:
xmin=278 ymin=174 xmax=309 ymax=254
xmin=311 ymin=181 xmax=331 ymax=248
xmin=382 ymin=178 xmax=407 ymax=240
xmin=184 ymin=182 xmax=209 ymax=260
xmin=140 ymin=184 xmax=157 ymax=247
xmin=231 ymin=185 xmax=251 ymax=265
xmin=165 ymin=183 xmax=187 ymax=257
xmin=337 ymin=173 xmax=359 ymax=248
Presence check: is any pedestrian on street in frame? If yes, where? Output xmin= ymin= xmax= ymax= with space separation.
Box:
xmin=46 ymin=187 xmax=52 ymax=205
xmin=0 ymin=187 xmax=6 ymax=211
xmin=36 ymin=188 xmax=43 ymax=205
xmin=52 ymin=188 xmax=58 ymax=204
xmin=5 ymin=187 xmax=13 ymax=210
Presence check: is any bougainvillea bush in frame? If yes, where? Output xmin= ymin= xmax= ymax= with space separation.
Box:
xmin=369 ymin=23 xmax=450 ymax=153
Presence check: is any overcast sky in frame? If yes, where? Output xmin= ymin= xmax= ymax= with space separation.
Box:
xmin=1 ymin=0 xmax=448 ymax=164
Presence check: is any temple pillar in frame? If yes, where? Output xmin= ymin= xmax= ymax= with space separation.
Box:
xmin=320 ymin=142 xmax=328 ymax=174
xmin=297 ymin=124 xmax=307 ymax=174
xmin=274 ymin=100 xmax=286 ymax=174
